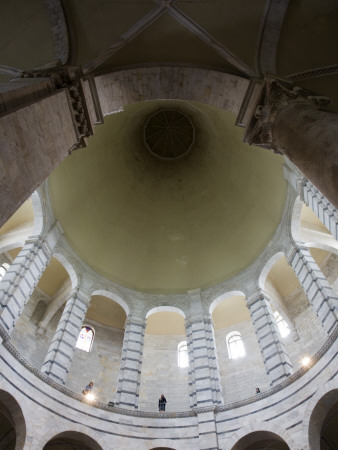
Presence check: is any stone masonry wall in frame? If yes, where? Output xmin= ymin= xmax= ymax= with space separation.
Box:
xmin=65 ymin=321 xmax=124 ymax=403
xmin=138 ymin=333 xmax=190 ymax=411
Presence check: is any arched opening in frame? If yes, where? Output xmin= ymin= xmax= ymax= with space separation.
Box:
xmin=211 ymin=293 xmax=267 ymax=402
xmin=308 ymin=389 xmax=338 ymax=450
xmin=264 ymin=254 xmax=328 ymax=370
xmin=67 ymin=294 xmax=127 ymax=403
xmin=0 ymin=390 xmax=26 ymax=450
xmin=43 ymin=431 xmax=102 ymax=450
xmin=139 ymin=308 xmax=188 ymax=412
xmin=231 ymin=431 xmax=290 ymax=450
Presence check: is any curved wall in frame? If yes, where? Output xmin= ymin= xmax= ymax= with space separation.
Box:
xmin=0 ymin=328 xmax=336 ymax=449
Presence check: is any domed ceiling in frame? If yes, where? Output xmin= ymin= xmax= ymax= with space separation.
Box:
xmin=49 ymin=100 xmax=286 ymax=293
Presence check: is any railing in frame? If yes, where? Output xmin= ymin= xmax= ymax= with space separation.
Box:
xmin=0 ymin=324 xmax=337 ymax=417
xmin=138 ymin=402 xmax=190 ymax=412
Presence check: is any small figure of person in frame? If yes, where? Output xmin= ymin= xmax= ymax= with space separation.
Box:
xmin=83 ymin=381 xmax=94 ymax=395
xmin=256 ymin=387 xmax=261 ymax=394
xmin=158 ymin=394 xmax=167 ymax=412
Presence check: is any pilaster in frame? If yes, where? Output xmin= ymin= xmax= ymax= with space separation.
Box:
xmin=186 ymin=290 xmax=223 ymax=408
xmin=114 ymin=315 xmax=146 ymax=409
xmin=247 ymin=290 xmax=293 ymax=386
xmin=41 ymin=287 xmax=90 ymax=384
xmin=0 ymin=224 xmax=62 ymax=335
xmin=287 ymin=243 xmax=338 ymax=335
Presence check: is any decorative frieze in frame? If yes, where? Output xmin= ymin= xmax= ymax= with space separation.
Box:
xmin=21 ymin=68 xmax=93 ymax=150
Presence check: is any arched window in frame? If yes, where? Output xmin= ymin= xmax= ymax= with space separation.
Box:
xmin=0 ymin=263 xmax=10 ymax=281
xmin=76 ymin=326 xmax=95 ymax=352
xmin=227 ymin=332 xmax=245 ymax=359
xmin=177 ymin=341 xmax=189 ymax=368
xmin=273 ymin=311 xmax=290 ymax=338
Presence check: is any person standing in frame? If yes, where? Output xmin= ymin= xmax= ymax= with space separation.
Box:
xmin=158 ymin=394 xmax=167 ymax=411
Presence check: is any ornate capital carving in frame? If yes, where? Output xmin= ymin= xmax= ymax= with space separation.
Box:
xmin=21 ymin=68 xmax=93 ymax=150
xmin=243 ymin=77 xmax=331 ymax=153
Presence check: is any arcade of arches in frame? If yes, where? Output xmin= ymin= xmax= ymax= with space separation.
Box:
xmin=0 ymin=1 xmax=337 ymax=449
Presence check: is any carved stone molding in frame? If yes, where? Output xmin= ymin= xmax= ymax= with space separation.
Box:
xmin=243 ymin=77 xmax=331 ymax=153
xmin=21 ymin=68 xmax=93 ymax=150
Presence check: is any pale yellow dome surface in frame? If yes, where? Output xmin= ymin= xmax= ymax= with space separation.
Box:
xmin=49 ymin=100 xmax=286 ymax=293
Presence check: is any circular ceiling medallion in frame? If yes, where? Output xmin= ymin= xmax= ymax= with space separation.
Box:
xmin=144 ymin=109 xmax=195 ymax=160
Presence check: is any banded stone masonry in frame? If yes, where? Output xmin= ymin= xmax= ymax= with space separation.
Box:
xmin=186 ymin=314 xmax=223 ymax=408
xmin=287 ymin=244 xmax=338 ymax=335
xmin=0 ymin=224 xmax=62 ymax=339
xmin=41 ymin=287 xmax=90 ymax=384
xmin=247 ymin=291 xmax=293 ymax=386
xmin=302 ymin=180 xmax=338 ymax=241
xmin=114 ymin=315 xmax=145 ymax=409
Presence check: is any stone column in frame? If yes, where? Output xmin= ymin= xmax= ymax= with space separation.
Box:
xmin=287 ymin=243 xmax=338 ymax=335
xmin=302 ymin=180 xmax=338 ymax=241
xmin=247 ymin=290 xmax=293 ymax=386
xmin=41 ymin=287 xmax=90 ymax=384
xmin=240 ymin=76 xmax=338 ymax=209
xmin=186 ymin=290 xmax=223 ymax=408
xmin=114 ymin=315 xmax=145 ymax=409
xmin=0 ymin=223 xmax=62 ymax=339
xmin=0 ymin=68 xmax=95 ymax=228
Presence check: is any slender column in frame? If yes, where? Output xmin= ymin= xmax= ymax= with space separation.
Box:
xmin=241 ymin=76 xmax=338 ymax=209
xmin=0 ymin=223 xmax=62 ymax=339
xmin=287 ymin=243 xmax=338 ymax=335
xmin=302 ymin=180 xmax=338 ymax=241
xmin=41 ymin=287 xmax=90 ymax=384
xmin=247 ymin=290 xmax=293 ymax=386
xmin=186 ymin=290 xmax=223 ymax=408
xmin=114 ymin=315 xmax=145 ymax=409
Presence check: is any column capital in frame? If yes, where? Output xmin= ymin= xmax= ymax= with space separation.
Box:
xmin=246 ymin=289 xmax=269 ymax=307
xmin=20 ymin=66 xmax=93 ymax=150
xmin=241 ymin=76 xmax=331 ymax=153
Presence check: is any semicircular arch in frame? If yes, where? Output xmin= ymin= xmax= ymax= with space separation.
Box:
xmin=0 ymin=389 xmax=26 ymax=450
xmin=91 ymin=289 xmax=130 ymax=316
xmin=209 ymin=290 xmax=246 ymax=315
xmin=146 ymin=305 xmax=185 ymax=319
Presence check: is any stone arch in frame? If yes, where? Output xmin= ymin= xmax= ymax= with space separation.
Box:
xmin=258 ymin=251 xmax=285 ymax=290
xmin=209 ymin=290 xmax=246 ymax=315
xmin=42 ymin=430 xmax=103 ymax=450
xmin=52 ymin=252 xmax=79 ymax=290
xmin=0 ymin=389 xmax=26 ymax=450
xmin=302 ymin=380 xmax=338 ymax=450
xmin=91 ymin=289 xmax=130 ymax=316
xmin=227 ymin=423 xmax=293 ymax=450
xmin=95 ymin=67 xmax=249 ymax=116
xmin=146 ymin=305 xmax=185 ymax=319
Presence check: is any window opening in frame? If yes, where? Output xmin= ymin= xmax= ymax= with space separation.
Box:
xmin=0 ymin=263 xmax=10 ymax=281
xmin=273 ymin=311 xmax=290 ymax=338
xmin=76 ymin=326 xmax=94 ymax=352
xmin=178 ymin=341 xmax=189 ymax=368
xmin=227 ymin=332 xmax=245 ymax=359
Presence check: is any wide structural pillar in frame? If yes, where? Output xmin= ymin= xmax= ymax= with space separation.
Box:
xmin=186 ymin=289 xmax=223 ymax=408
xmin=239 ymin=76 xmax=338 ymax=209
xmin=41 ymin=287 xmax=90 ymax=384
xmin=114 ymin=315 xmax=145 ymax=410
xmin=287 ymin=243 xmax=338 ymax=335
xmin=247 ymin=290 xmax=293 ymax=386
xmin=0 ymin=223 xmax=62 ymax=339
